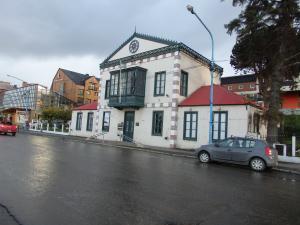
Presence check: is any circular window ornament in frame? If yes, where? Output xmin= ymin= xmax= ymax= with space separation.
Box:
xmin=129 ymin=40 xmax=139 ymax=53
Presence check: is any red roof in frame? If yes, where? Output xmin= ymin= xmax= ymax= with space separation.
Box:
xmin=73 ymin=102 xmax=98 ymax=111
xmin=179 ymin=85 xmax=253 ymax=107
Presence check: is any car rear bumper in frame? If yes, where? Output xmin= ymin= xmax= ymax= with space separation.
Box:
xmin=265 ymin=157 xmax=278 ymax=167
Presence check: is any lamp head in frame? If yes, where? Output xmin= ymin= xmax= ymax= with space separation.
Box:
xmin=186 ymin=5 xmax=194 ymax=14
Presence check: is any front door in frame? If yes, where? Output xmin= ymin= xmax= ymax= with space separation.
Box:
xmin=123 ymin=111 xmax=135 ymax=142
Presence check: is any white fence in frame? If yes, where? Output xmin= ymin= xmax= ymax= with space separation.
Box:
xmin=29 ymin=123 xmax=70 ymax=136
xmin=274 ymin=136 xmax=300 ymax=163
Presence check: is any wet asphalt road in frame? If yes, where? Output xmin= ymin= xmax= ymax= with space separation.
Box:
xmin=0 ymin=133 xmax=299 ymax=225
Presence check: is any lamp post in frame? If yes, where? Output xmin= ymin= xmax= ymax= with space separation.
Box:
xmin=186 ymin=4 xmax=215 ymax=144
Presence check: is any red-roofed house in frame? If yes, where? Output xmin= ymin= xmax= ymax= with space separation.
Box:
xmin=70 ymin=102 xmax=98 ymax=137
xmin=177 ymin=85 xmax=266 ymax=149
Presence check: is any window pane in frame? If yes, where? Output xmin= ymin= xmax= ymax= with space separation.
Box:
xmin=220 ymin=131 xmax=225 ymax=140
xmin=213 ymin=122 xmax=218 ymax=131
xmin=214 ymin=113 xmax=219 ymax=122
xmin=185 ymin=129 xmax=190 ymax=138
xmin=192 ymin=122 xmax=197 ymax=129
xmin=160 ymin=85 xmax=165 ymax=94
xmin=213 ymin=131 xmax=218 ymax=139
xmin=221 ymin=123 xmax=226 ymax=131
xmin=186 ymin=114 xmax=191 ymax=121
xmin=191 ymin=130 xmax=196 ymax=138
xmin=221 ymin=113 xmax=226 ymax=122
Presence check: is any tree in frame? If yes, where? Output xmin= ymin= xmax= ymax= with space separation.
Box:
xmin=41 ymin=107 xmax=72 ymax=123
xmin=225 ymin=0 xmax=300 ymax=143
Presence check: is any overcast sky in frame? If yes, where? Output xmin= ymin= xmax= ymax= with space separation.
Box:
xmin=0 ymin=0 xmax=242 ymax=87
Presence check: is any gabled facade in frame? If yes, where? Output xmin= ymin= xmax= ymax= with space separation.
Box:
xmin=95 ymin=32 xmax=223 ymax=148
xmin=51 ymin=68 xmax=100 ymax=106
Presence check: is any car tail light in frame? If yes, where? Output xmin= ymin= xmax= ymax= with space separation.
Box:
xmin=265 ymin=146 xmax=272 ymax=156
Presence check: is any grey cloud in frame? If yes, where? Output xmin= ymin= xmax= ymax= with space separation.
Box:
xmin=0 ymin=0 xmax=242 ymax=78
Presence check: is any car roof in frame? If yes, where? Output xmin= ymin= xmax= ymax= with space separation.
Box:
xmin=228 ymin=136 xmax=261 ymax=141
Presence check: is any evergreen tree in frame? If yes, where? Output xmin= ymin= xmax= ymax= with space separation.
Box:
xmin=225 ymin=0 xmax=300 ymax=143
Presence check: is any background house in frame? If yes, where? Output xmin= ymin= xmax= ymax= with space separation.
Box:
xmin=0 ymin=83 xmax=47 ymax=124
xmin=280 ymin=76 xmax=300 ymax=115
xmin=221 ymin=74 xmax=262 ymax=103
xmin=51 ymin=68 xmax=99 ymax=106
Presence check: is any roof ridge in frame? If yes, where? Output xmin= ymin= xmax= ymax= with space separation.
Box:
xmin=135 ymin=32 xmax=178 ymax=45
xmin=60 ymin=68 xmax=87 ymax=76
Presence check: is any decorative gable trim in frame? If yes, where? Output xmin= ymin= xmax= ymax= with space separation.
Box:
xmin=102 ymin=32 xmax=178 ymax=64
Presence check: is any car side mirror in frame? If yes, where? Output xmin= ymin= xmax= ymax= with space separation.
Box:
xmin=214 ymin=143 xmax=220 ymax=147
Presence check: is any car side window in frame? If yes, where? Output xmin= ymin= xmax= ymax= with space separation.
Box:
xmin=219 ymin=139 xmax=234 ymax=147
xmin=245 ymin=140 xmax=256 ymax=148
xmin=233 ymin=139 xmax=245 ymax=148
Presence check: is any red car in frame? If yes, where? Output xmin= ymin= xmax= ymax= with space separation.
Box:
xmin=0 ymin=122 xmax=17 ymax=136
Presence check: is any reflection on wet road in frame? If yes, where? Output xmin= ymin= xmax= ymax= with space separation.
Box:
xmin=0 ymin=133 xmax=299 ymax=225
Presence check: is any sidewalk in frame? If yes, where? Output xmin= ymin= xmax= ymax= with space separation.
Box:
xmin=22 ymin=131 xmax=300 ymax=175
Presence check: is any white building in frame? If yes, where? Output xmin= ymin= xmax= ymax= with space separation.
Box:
xmin=94 ymin=32 xmax=264 ymax=149
xmin=177 ymin=85 xmax=266 ymax=149
xmin=70 ymin=102 xmax=97 ymax=137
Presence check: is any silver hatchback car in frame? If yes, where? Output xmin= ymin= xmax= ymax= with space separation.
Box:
xmin=195 ymin=137 xmax=278 ymax=171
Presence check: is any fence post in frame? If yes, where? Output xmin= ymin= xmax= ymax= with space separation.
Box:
xmin=54 ymin=124 xmax=56 ymax=133
xmin=47 ymin=123 xmax=49 ymax=132
xmin=292 ymin=136 xmax=296 ymax=157
xmin=62 ymin=124 xmax=64 ymax=133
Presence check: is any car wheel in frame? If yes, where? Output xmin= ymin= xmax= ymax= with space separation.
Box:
xmin=12 ymin=133 xmax=16 ymax=136
xmin=250 ymin=158 xmax=266 ymax=171
xmin=198 ymin=151 xmax=210 ymax=163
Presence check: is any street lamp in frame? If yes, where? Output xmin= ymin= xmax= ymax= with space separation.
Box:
xmin=186 ymin=4 xmax=215 ymax=144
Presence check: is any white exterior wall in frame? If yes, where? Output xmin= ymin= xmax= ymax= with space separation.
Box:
xmin=177 ymin=105 xmax=253 ymax=149
xmin=98 ymin=107 xmax=172 ymax=147
xmin=97 ymin=54 xmax=175 ymax=148
xmin=70 ymin=110 xmax=96 ymax=137
xmin=179 ymin=52 xmax=220 ymax=102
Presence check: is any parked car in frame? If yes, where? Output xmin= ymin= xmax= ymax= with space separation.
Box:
xmin=0 ymin=122 xmax=17 ymax=136
xmin=195 ymin=137 xmax=278 ymax=171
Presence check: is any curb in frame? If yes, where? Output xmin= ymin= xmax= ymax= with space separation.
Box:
xmin=21 ymin=132 xmax=300 ymax=175
xmin=272 ymin=167 xmax=300 ymax=175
